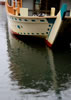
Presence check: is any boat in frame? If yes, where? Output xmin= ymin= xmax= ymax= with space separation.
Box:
xmin=5 ymin=0 xmax=67 ymax=47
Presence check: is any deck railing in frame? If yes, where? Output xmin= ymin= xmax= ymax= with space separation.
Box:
xmin=6 ymin=0 xmax=22 ymax=15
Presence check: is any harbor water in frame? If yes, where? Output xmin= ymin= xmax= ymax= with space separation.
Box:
xmin=0 ymin=5 xmax=71 ymax=100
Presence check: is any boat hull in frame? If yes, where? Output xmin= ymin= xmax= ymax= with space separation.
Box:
xmin=8 ymin=14 xmax=56 ymax=39
xmin=6 ymin=0 xmax=67 ymax=47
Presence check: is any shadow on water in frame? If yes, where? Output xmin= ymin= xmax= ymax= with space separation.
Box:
xmin=53 ymin=19 xmax=71 ymax=51
xmin=6 ymin=26 xmax=71 ymax=99
xmin=12 ymin=34 xmax=46 ymax=46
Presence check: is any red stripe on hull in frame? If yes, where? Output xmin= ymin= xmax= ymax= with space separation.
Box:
xmin=10 ymin=30 xmax=19 ymax=35
xmin=10 ymin=30 xmax=52 ymax=47
xmin=45 ymin=40 xmax=52 ymax=47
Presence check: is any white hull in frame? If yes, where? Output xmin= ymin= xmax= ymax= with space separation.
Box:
xmin=8 ymin=15 xmax=56 ymax=39
xmin=6 ymin=0 xmax=67 ymax=47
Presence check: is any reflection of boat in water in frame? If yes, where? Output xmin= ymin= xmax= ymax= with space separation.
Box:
xmin=7 ymin=30 xmax=71 ymax=99
xmin=8 ymin=32 xmax=53 ymax=92
xmin=6 ymin=0 xmax=67 ymax=47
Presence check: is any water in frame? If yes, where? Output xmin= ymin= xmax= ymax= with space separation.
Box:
xmin=0 ymin=5 xmax=71 ymax=100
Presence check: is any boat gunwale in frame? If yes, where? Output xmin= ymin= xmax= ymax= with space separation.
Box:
xmin=8 ymin=12 xmax=57 ymax=19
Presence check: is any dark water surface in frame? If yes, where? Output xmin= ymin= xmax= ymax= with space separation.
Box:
xmin=0 ymin=5 xmax=71 ymax=100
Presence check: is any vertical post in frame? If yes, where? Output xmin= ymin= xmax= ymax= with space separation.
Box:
xmin=17 ymin=0 xmax=20 ymax=15
xmin=50 ymin=7 xmax=55 ymax=16
xmin=46 ymin=0 xmax=48 ymax=14
xmin=39 ymin=0 xmax=41 ymax=13
xmin=13 ymin=0 xmax=15 ymax=15
xmin=13 ymin=0 xmax=15 ymax=8
xmin=33 ymin=0 xmax=35 ymax=14
xmin=20 ymin=0 xmax=22 ymax=7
